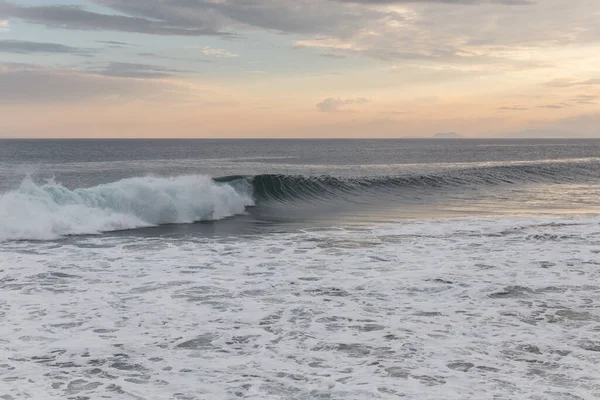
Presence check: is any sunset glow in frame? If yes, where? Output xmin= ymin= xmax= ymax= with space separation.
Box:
xmin=1 ymin=0 xmax=599 ymax=138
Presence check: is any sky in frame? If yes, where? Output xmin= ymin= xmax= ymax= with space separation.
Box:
xmin=0 ymin=0 xmax=599 ymax=138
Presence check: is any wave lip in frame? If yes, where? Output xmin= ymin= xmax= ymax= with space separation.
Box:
xmin=239 ymin=159 xmax=600 ymax=203
xmin=0 ymin=175 xmax=254 ymax=241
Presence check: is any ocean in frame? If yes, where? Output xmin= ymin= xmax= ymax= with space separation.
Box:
xmin=1 ymin=139 xmax=600 ymax=399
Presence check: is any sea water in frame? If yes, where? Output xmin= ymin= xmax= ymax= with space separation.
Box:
xmin=1 ymin=139 xmax=599 ymax=399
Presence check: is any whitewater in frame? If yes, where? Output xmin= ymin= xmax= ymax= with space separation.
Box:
xmin=2 ymin=217 xmax=600 ymax=399
xmin=1 ymin=139 xmax=600 ymax=399
xmin=0 ymin=175 xmax=253 ymax=241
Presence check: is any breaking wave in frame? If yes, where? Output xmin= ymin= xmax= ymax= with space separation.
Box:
xmin=0 ymin=175 xmax=254 ymax=241
xmin=2 ymin=158 xmax=599 ymax=241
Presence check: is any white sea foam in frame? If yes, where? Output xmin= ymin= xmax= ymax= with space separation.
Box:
xmin=0 ymin=175 xmax=253 ymax=241
xmin=1 ymin=216 xmax=599 ymax=399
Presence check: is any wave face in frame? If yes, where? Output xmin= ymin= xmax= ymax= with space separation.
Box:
xmin=241 ymin=160 xmax=600 ymax=203
xmin=0 ymin=175 xmax=254 ymax=241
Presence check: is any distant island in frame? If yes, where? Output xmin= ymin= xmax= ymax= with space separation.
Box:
xmin=433 ymin=132 xmax=464 ymax=139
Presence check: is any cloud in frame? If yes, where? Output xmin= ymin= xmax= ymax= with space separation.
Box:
xmin=497 ymin=106 xmax=527 ymax=111
xmin=94 ymin=0 xmax=384 ymax=36
xmin=296 ymin=0 xmax=595 ymax=68
xmin=0 ymin=39 xmax=91 ymax=55
xmin=0 ymin=63 xmax=183 ymax=103
xmin=0 ymin=0 xmax=598 ymax=125
xmin=572 ymin=95 xmax=598 ymax=105
xmin=537 ymin=104 xmax=568 ymax=109
xmin=316 ymin=97 xmax=369 ymax=112
xmin=0 ymin=20 xmax=8 ymax=31
xmin=545 ymin=78 xmax=600 ymax=87
xmin=90 ymin=62 xmax=182 ymax=79
xmin=136 ymin=52 xmax=211 ymax=64
xmin=319 ymin=53 xmax=347 ymax=59
xmin=1 ymin=0 xmax=595 ymax=74
xmin=95 ymin=40 xmax=135 ymax=47
xmin=0 ymin=1 xmax=231 ymax=37
xmin=544 ymin=79 xmax=577 ymax=87
xmin=201 ymin=47 xmax=238 ymax=58
xmin=381 ymin=110 xmax=406 ymax=115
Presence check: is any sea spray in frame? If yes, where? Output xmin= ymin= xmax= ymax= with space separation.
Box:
xmin=0 ymin=175 xmax=254 ymax=241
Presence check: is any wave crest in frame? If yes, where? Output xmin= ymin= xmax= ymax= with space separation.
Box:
xmin=0 ymin=175 xmax=254 ymax=241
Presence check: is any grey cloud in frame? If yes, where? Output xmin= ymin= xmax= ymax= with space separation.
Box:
xmin=297 ymin=40 xmax=442 ymax=62
xmin=572 ymin=95 xmax=598 ymax=105
xmin=545 ymin=78 xmax=600 ymax=87
xmin=95 ymin=40 xmax=135 ymax=47
xmin=0 ymin=1 xmax=231 ymax=37
xmin=0 ymin=0 xmax=594 ymax=71
xmin=497 ymin=106 xmax=527 ymax=111
xmin=0 ymin=39 xmax=91 ymax=55
xmin=544 ymin=78 xmax=577 ymax=87
xmin=320 ymin=53 xmax=347 ymax=59
xmin=537 ymin=104 xmax=568 ymax=109
xmin=2 ymin=0 xmax=409 ymax=42
xmin=381 ymin=110 xmax=406 ymax=115
xmin=297 ymin=0 xmax=585 ymax=66
xmin=137 ymin=52 xmax=211 ymax=64
xmin=0 ymin=0 xmax=538 ymax=44
xmin=96 ymin=0 xmax=396 ymax=36
xmin=91 ymin=62 xmax=182 ymax=79
xmin=0 ymin=63 xmax=176 ymax=103
xmin=317 ymin=97 xmax=369 ymax=112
